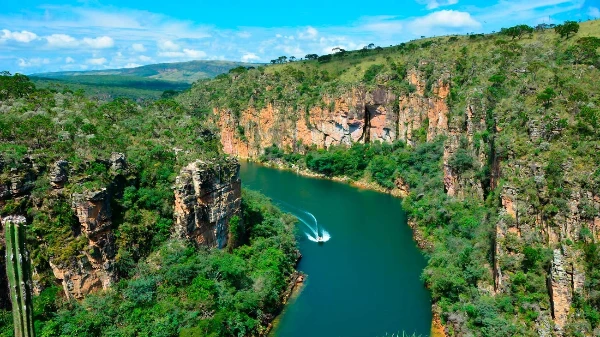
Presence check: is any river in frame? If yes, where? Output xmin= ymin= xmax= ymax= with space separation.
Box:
xmin=239 ymin=162 xmax=432 ymax=337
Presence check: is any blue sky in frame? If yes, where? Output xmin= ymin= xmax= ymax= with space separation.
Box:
xmin=0 ymin=0 xmax=597 ymax=74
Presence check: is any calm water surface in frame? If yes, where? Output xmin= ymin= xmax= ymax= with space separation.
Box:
xmin=239 ymin=162 xmax=432 ymax=337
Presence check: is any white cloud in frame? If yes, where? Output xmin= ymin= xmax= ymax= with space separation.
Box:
xmin=18 ymin=58 xmax=50 ymax=67
xmin=0 ymin=29 xmax=38 ymax=43
xmin=298 ymin=27 xmax=318 ymax=40
xmin=158 ymin=48 xmax=206 ymax=59
xmin=124 ymin=63 xmax=141 ymax=68
xmin=182 ymin=48 xmax=205 ymax=58
xmin=132 ymin=43 xmax=146 ymax=52
xmin=83 ymin=36 xmax=114 ymax=48
xmin=241 ymin=53 xmax=260 ymax=62
xmin=45 ymin=34 xmax=78 ymax=47
xmin=139 ymin=55 xmax=152 ymax=62
xmin=410 ymin=10 xmax=480 ymax=32
xmin=65 ymin=56 xmax=75 ymax=63
xmin=86 ymin=57 xmax=107 ymax=65
xmin=589 ymin=7 xmax=600 ymax=17
xmin=158 ymin=40 xmax=180 ymax=51
xmin=417 ymin=0 xmax=458 ymax=10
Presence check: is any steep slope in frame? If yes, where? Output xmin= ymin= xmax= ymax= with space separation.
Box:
xmin=179 ymin=19 xmax=600 ymax=336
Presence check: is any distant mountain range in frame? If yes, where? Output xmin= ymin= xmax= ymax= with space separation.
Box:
xmin=32 ymin=60 xmax=258 ymax=83
xmin=30 ymin=60 xmax=259 ymax=99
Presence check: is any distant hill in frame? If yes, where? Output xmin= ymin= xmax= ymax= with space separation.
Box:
xmin=32 ymin=60 xmax=259 ymax=84
xmin=30 ymin=60 xmax=260 ymax=99
xmin=30 ymin=75 xmax=191 ymax=100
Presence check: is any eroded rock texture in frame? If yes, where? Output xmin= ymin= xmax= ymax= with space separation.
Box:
xmin=173 ymin=159 xmax=242 ymax=248
xmin=218 ymin=69 xmax=450 ymax=158
xmin=49 ymin=188 xmax=117 ymax=299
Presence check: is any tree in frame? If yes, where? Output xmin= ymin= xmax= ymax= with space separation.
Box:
xmin=555 ymin=21 xmax=579 ymax=39
xmin=500 ymin=24 xmax=534 ymax=39
xmin=289 ymin=56 xmax=296 ymax=62
xmin=304 ymin=54 xmax=318 ymax=60
xmin=367 ymin=43 xmax=375 ymax=49
xmin=537 ymin=87 xmax=557 ymax=109
xmin=570 ymin=37 xmax=600 ymax=64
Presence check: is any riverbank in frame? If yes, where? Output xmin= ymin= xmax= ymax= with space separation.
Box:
xmin=261 ymin=252 xmax=305 ymax=337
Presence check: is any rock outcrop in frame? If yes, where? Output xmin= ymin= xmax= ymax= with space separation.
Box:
xmin=0 ymin=157 xmax=37 ymax=200
xmin=49 ymin=188 xmax=117 ymax=299
xmin=173 ymin=159 xmax=242 ymax=248
xmin=49 ymin=160 xmax=68 ymax=189
xmin=47 ymin=156 xmax=126 ymax=299
xmin=549 ymin=248 xmax=584 ymax=333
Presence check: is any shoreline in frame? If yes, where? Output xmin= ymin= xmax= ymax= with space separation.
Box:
xmin=261 ymin=272 xmax=305 ymax=337
xmin=243 ymin=158 xmax=446 ymax=337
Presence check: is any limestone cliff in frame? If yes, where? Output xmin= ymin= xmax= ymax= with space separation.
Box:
xmin=217 ymin=68 xmax=449 ymax=158
xmin=173 ymin=158 xmax=242 ymax=248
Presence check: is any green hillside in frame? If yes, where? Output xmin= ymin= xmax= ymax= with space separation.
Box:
xmin=31 ymin=60 xmax=260 ymax=99
xmin=31 ymin=75 xmax=191 ymax=100
xmin=33 ymin=60 xmax=259 ymax=84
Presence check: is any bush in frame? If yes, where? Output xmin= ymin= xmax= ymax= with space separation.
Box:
xmin=448 ymin=148 xmax=475 ymax=174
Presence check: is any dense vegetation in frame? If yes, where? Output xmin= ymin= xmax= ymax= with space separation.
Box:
xmin=0 ymin=73 xmax=298 ymax=336
xmin=1 ymin=190 xmax=297 ymax=337
xmin=32 ymin=75 xmax=191 ymax=100
xmin=178 ymin=19 xmax=600 ymax=336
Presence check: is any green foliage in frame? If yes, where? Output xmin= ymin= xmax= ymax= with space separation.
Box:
xmin=29 ymin=190 xmax=297 ymax=337
xmin=500 ymin=24 xmax=534 ymax=39
xmin=448 ymin=148 xmax=476 ymax=174
xmin=537 ymin=87 xmax=557 ymax=108
xmin=555 ymin=20 xmax=580 ymax=39
xmin=0 ymin=72 xmax=36 ymax=100
xmin=363 ymin=64 xmax=385 ymax=83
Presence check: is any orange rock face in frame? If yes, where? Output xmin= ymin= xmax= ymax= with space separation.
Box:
xmin=217 ymin=70 xmax=449 ymax=158
xmin=50 ymin=188 xmax=116 ymax=299
xmin=173 ymin=159 xmax=242 ymax=248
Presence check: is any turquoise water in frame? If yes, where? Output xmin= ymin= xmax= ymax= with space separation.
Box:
xmin=239 ymin=162 xmax=432 ymax=337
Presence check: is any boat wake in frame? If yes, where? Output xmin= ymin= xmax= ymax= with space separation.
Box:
xmin=270 ymin=199 xmax=331 ymax=244
xmin=297 ymin=211 xmax=331 ymax=243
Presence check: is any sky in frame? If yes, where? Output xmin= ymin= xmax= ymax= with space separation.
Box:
xmin=0 ymin=0 xmax=597 ymax=74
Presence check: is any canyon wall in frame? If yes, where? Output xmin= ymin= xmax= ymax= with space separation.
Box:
xmin=216 ymin=65 xmax=600 ymax=335
xmin=218 ymin=68 xmax=450 ymax=158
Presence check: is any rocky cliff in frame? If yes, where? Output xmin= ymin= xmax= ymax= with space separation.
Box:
xmin=173 ymin=158 xmax=242 ymax=248
xmin=47 ymin=157 xmax=124 ymax=299
xmin=197 ymin=45 xmax=600 ymax=334
xmin=217 ymin=68 xmax=449 ymax=158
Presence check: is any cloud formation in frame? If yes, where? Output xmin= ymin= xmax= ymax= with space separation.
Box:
xmin=83 ymin=36 xmax=114 ymax=48
xmin=1 ymin=29 xmax=38 ymax=43
xmin=45 ymin=34 xmax=78 ymax=48
xmin=0 ymin=0 xmax=587 ymax=73
xmin=417 ymin=0 xmax=459 ymax=10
